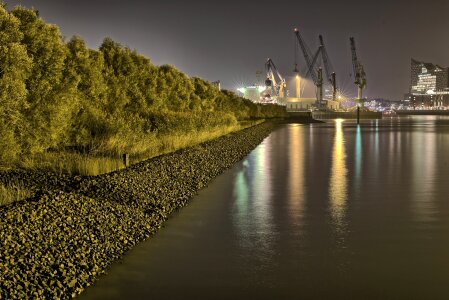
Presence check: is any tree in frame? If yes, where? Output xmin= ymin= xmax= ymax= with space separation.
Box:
xmin=12 ymin=6 xmax=72 ymax=153
xmin=191 ymin=77 xmax=219 ymax=112
xmin=155 ymin=65 xmax=195 ymax=112
xmin=0 ymin=6 xmax=32 ymax=162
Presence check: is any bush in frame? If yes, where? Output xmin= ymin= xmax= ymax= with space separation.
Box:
xmin=0 ymin=4 xmax=286 ymax=168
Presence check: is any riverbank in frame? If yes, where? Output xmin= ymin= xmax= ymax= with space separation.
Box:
xmin=2 ymin=120 xmax=265 ymax=178
xmin=0 ymin=121 xmax=279 ymax=299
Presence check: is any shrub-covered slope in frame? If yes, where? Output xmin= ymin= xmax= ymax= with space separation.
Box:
xmin=0 ymin=5 xmax=286 ymax=167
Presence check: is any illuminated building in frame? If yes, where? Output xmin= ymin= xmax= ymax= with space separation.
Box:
xmin=404 ymin=59 xmax=449 ymax=109
xmin=237 ymin=85 xmax=266 ymax=103
xmin=286 ymin=98 xmax=339 ymax=111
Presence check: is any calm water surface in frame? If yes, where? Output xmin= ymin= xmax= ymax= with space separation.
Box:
xmin=81 ymin=116 xmax=449 ymax=299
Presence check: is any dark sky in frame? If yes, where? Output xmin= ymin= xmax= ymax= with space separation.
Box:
xmin=6 ymin=0 xmax=449 ymax=100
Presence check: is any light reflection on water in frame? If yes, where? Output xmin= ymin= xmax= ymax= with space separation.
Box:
xmin=355 ymin=124 xmax=362 ymax=179
xmin=232 ymin=140 xmax=275 ymax=269
xmin=411 ymin=128 xmax=437 ymax=223
xmin=80 ymin=116 xmax=449 ymax=300
xmin=287 ymin=124 xmax=306 ymax=227
xmin=329 ymin=119 xmax=348 ymax=234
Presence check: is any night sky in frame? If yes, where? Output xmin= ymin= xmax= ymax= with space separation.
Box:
xmin=5 ymin=0 xmax=449 ymax=100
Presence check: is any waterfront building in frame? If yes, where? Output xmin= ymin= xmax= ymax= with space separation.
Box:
xmin=286 ymin=98 xmax=339 ymax=111
xmin=404 ymin=58 xmax=449 ymax=109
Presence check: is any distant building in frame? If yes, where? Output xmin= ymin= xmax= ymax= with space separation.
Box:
xmin=286 ymin=98 xmax=339 ymax=111
xmin=238 ymin=85 xmax=264 ymax=103
xmin=366 ymin=98 xmax=400 ymax=111
xmin=211 ymin=80 xmax=221 ymax=91
xmin=404 ymin=58 xmax=449 ymax=109
xmin=237 ymin=85 xmax=287 ymax=105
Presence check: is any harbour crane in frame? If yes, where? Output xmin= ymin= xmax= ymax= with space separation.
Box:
xmin=350 ymin=37 xmax=366 ymax=102
xmin=305 ymin=35 xmax=338 ymax=101
xmin=264 ymin=58 xmax=287 ymax=99
xmin=319 ymin=35 xmax=337 ymax=101
xmin=294 ymin=28 xmax=324 ymax=108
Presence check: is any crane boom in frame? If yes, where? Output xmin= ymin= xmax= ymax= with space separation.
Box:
xmin=306 ymin=47 xmax=322 ymax=79
xmin=294 ymin=28 xmax=318 ymax=84
xmin=294 ymin=28 xmax=323 ymax=105
xmin=319 ymin=35 xmax=337 ymax=100
xmin=302 ymin=33 xmax=338 ymax=102
xmin=350 ymin=37 xmax=359 ymax=78
xmin=350 ymin=37 xmax=366 ymax=100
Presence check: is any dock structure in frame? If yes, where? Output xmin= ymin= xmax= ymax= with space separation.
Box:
xmin=311 ymin=110 xmax=382 ymax=120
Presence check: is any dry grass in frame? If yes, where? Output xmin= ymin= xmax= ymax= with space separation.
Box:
xmin=0 ymin=182 xmax=32 ymax=206
xmin=19 ymin=152 xmax=125 ymax=176
xmin=134 ymin=120 xmax=264 ymax=161
xmin=14 ymin=120 xmax=265 ymax=176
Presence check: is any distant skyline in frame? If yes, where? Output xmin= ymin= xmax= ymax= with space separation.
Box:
xmin=5 ymin=0 xmax=449 ymax=100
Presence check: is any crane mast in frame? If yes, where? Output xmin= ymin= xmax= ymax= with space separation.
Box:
xmin=294 ymin=28 xmax=324 ymax=107
xmin=350 ymin=37 xmax=366 ymax=102
xmin=319 ymin=35 xmax=337 ymax=101
xmin=305 ymin=35 xmax=338 ymax=102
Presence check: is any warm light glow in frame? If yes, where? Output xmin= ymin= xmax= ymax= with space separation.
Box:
xmin=295 ymin=74 xmax=302 ymax=98
xmin=288 ymin=125 xmax=305 ymax=226
xmin=329 ymin=119 xmax=347 ymax=230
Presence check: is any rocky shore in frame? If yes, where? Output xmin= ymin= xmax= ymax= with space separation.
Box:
xmin=0 ymin=121 xmax=277 ymax=299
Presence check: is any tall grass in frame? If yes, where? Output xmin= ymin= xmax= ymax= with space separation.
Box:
xmin=15 ymin=120 xmax=264 ymax=176
xmin=0 ymin=182 xmax=32 ymax=206
xmin=18 ymin=152 xmax=125 ymax=176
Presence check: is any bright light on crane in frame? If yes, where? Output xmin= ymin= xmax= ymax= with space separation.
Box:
xmin=264 ymin=58 xmax=287 ymax=102
xmin=293 ymin=27 xmax=324 ymax=107
xmin=295 ymin=74 xmax=301 ymax=98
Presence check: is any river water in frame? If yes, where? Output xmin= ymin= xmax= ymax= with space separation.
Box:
xmin=81 ymin=116 xmax=449 ymax=299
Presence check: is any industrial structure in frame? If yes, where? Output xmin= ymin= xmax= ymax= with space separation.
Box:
xmin=237 ymin=28 xmax=377 ymax=117
xmin=263 ymin=58 xmax=287 ymax=103
xmin=403 ymin=59 xmax=449 ymax=109
xmin=350 ymin=37 xmax=366 ymax=103
xmin=237 ymin=59 xmax=288 ymax=105
xmin=212 ymin=80 xmax=221 ymax=91
xmin=291 ymin=28 xmax=340 ymax=111
xmin=237 ymin=85 xmax=266 ymax=103
xmin=293 ymin=28 xmax=325 ymax=108
xmin=319 ymin=35 xmax=337 ymax=101
xmin=305 ymin=35 xmax=337 ymax=101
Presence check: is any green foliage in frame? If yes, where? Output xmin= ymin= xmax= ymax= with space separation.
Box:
xmin=12 ymin=6 xmax=73 ymax=153
xmin=0 ymin=6 xmax=32 ymax=162
xmin=155 ymin=64 xmax=195 ymax=112
xmin=0 ymin=4 xmax=286 ymax=168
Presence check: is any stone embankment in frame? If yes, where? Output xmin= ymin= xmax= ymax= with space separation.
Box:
xmin=0 ymin=121 xmax=276 ymax=299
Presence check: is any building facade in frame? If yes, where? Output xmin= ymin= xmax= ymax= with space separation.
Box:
xmin=405 ymin=59 xmax=449 ymax=108
xmin=286 ymin=98 xmax=340 ymax=111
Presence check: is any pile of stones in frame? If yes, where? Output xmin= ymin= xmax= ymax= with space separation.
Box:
xmin=0 ymin=122 xmax=276 ymax=299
